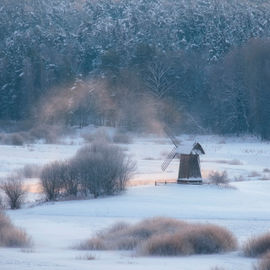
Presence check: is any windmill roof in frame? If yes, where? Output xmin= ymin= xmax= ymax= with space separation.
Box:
xmin=176 ymin=142 xmax=205 ymax=155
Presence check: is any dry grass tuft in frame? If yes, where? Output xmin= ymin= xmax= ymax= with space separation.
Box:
xmin=140 ymin=224 xmax=237 ymax=256
xmin=79 ymin=217 xmax=237 ymax=256
xmin=208 ymin=171 xmax=229 ymax=185
xmin=243 ymin=232 xmax=270 ymax=257
xmin=255 ymin=251 xmax=270 ymax=270
xmin=248 ymin=171 xmax=261 ymax=178
xmin=76 ymin=253 xmax=96 ymax=260
xmin=79 ymin=218 xmax=187 ymax=251
xmin=214 ymin=159 xmax=243 ymax=165
xmin=0 ymin=211 xmax=31 ymax=247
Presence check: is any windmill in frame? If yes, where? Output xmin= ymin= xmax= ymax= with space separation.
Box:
xmin=161 ymin=128 xmax=205 ymax=184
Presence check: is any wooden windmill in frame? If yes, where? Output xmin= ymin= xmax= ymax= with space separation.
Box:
xmin=161 ymin=130 xmax=205 ymax=184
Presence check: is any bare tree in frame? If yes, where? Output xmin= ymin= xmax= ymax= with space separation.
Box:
xmin=40 ymin=161 xmax=64 ymax=201
xmin=1 ymin=176 xmax=26 ymax=209
xmin=60 ymin=161 xmax=80 ymax=197
xmin=145 ymin=61 xmax=174 ymax=100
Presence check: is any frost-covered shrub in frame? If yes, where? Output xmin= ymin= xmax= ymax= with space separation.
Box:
xmin=72 ymin=142 xmax=135 ymax=197
xmin=0 ymin=176 xmax=26 ymax=209
xmin=243 ymin=232 xmax=270 ymax=257
xmin=0 ymin=211 xmax=31 ymax=247
xmin=209 ymin=171 xmax=229 ymax=185
xmin=78 ymin=217 xmax=237 ymax=256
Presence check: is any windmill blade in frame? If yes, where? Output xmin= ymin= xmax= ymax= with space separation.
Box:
xmin=161 ymin=146 xmax=177 ymax=171
xmin=163 ymin=126 xmax=179 ymax=147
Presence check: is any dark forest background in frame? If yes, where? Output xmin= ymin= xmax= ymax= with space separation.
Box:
xmin=1 ymin=0 xmax=270 ymax=139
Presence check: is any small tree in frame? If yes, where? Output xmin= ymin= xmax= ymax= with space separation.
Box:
xmin=1 ymin=176 xmax=26 ymax=209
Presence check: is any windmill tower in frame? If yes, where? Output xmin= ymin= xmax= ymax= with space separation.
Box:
xmin=161 ymin=130 xmax=205 ymax=184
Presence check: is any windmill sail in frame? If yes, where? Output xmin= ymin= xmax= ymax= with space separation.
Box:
xmin=161 ymin=146 xmax=177 ymax=171
xmin=164 ymin=127 xmax=179 ymax=147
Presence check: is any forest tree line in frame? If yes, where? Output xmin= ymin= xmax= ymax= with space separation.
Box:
xmin=1 ymin=0 xmax=270 ymax=139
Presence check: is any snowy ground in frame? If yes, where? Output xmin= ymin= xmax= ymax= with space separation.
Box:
xmin=0 ymin=132 xmax=270 ymax=270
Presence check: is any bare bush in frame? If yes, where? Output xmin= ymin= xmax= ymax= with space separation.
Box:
xmin=9 ymin=133 xmax=25 ymax=146
xmin=0 ymin=211 xmax=31 ymax=247
xmin=209 ymin=171 xmax=229 ymax=185
xmin=260 ymin=175 xmax=270 ymax=181
xmin=40 ymin=142 xmax=135 ymax=200
xmin=0 ymin=176 xmax=26 ymax=209
xmin=29 ymin=125 xmax=63 ymax=143
xmin=255 ymin=251 xmax=270 ymax=270
xmin=60 ymin=161 xmax=80 ymax=197
xmin=78 ymin=217 xmax=237 ymax=256
xmin=0 ymin=132 xmax=29 ymax=146
xmin=73 ymin=142 xmax=135 ymax=198
xmin=243 ymin=232 xmax=270 ymax=257
xmin=76 ymin=253 xmax=96 ymax=260
xmin=248 ymin=171 xmax=261 ymax=178
xmin=40 ymin=161 xmax=64 ymax=201
xmin=263 ymin=169 xmax=270 ymax=173
xmin=82 ymin=128 xmax=112 ymax=144
xmin=234 ymin=175 xmax=245 ymax=182
xmin=112 ymin=131 xmax=132 ymax=144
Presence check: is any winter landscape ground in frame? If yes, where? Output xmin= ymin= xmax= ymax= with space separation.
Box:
xmin=0 ymin=130 xmax=269 ymax=270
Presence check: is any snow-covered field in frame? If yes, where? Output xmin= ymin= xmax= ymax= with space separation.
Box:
xmin=1 ymin=132 xmax=270 ymax=270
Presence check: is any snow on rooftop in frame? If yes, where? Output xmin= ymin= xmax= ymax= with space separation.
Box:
xmin=176 ymin=142 xmax=204 ymax=155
